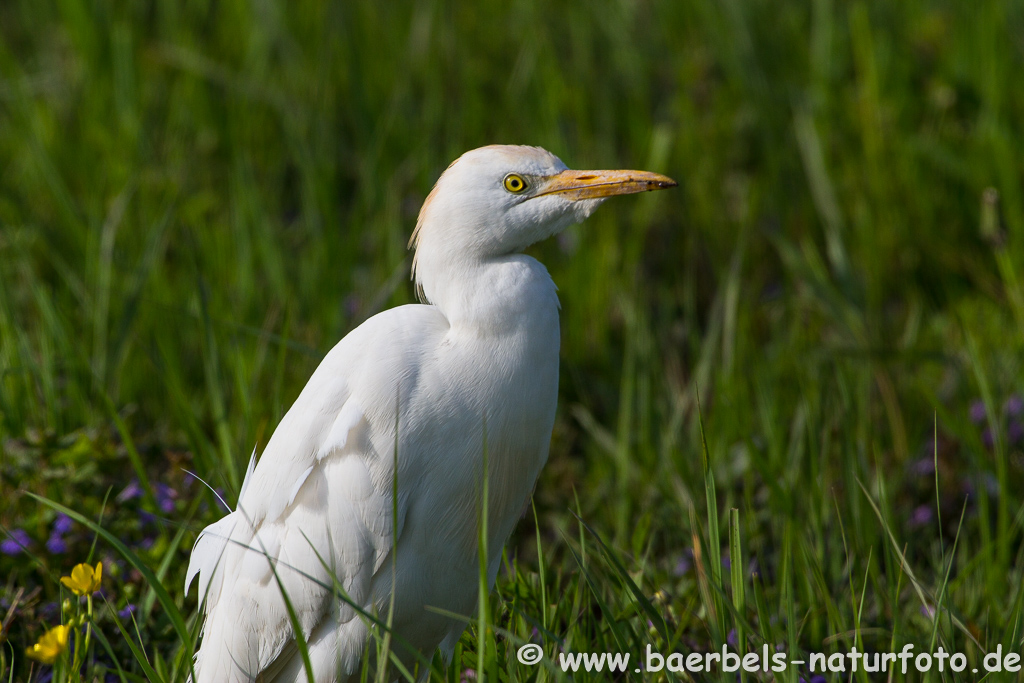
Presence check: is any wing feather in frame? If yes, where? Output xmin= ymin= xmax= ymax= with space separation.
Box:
xmin=186 ymin=305 xmax=449 ymax=682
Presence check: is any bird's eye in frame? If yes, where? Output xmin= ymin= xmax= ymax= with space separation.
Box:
xmin=503 ymin=173 xmax=528 ymax=194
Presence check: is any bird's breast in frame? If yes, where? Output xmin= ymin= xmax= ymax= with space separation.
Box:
xmin=396 ymin=261 xmax=561 ymax=570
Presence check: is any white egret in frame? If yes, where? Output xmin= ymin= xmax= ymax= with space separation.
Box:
xmin=185 ymin=145 xmax=676 ymax=682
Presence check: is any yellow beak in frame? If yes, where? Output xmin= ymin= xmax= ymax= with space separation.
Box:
xmin=536 ymin=169 xmax=677 ymax=201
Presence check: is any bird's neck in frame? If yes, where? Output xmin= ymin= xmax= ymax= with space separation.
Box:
xmin=415 ymin=252 xmax=559 ymax=331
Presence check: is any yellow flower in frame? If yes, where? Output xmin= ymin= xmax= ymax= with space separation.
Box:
xmin=60 ymin=561 xmax=103 ymax=596
xmin=25 ymin=624 xmax=69 ymax=664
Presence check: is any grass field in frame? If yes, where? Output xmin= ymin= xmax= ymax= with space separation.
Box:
xmin=2 ymin=0 xmax=1023 ymax=680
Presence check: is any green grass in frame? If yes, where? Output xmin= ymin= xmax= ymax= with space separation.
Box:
xmin=2 ymin=0 xmax=1023 ymax=680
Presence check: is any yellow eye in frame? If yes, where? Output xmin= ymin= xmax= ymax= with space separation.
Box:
xmin=503 ymin=173 xmax=528 ymax=194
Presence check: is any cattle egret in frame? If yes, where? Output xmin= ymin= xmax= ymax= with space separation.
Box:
xmin=185 ymin=145 xmax=676 ymax=681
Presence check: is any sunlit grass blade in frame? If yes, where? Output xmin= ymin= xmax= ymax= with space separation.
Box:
xmin=570 ymin=512 xmax=669 ymax=644
xmin=695 ymin=388 xmax=725 ymax=642
xmin=89 ymin=616 xmax=140 ymax=683
xmin=729 ymin=507 xmax=745 ymax=680
xmin=855 ymin=480 xmax=981 ymax=649
xmin=101 ymin=597 xmax=165 ymax=683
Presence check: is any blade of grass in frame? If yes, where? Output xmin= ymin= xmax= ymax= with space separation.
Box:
xmin=729 ymin=507 xmax=745 ymax=681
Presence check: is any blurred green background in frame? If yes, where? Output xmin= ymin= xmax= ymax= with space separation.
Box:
xmin=2 ymin=0 xmax=1023 ymax=680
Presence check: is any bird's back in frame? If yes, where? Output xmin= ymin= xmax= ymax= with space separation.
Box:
xmin=187 ymin=259 xmax=561 ymax=681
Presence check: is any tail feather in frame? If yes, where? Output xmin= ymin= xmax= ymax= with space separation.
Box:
xmin=186 ymin=512 xmax=240 ymax=601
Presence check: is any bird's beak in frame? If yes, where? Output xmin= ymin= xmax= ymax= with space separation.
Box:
xmin=536 ymin=169 xmax=677 ymax=201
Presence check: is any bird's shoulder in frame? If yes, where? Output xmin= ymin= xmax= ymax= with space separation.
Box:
xmin=238 ymin=303 xmax=449 ymax=522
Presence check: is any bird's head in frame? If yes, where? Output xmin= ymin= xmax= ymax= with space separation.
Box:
xmin=410 ymin=145 xmax=676 ymax=300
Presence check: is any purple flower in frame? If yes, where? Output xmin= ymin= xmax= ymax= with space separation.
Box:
xmin=46 ymin=533 xmax=67 ymax=555
xmin=1 ymin=529 xmax=32 ymax=555
xmin=1004 ymin=395 xmax=1023 ymax=418
xmin=675 ymin=548 xmax=692 ymax=577
xmin=727 ymin=628 xmax=738 ymax=647
xmin=1008 ymin=421 xmax=1023 ymax=446
xmin=117 ymin=480 xmax=143 ymax=502
xmin=970 ymin=400 xmax=987 ymax=424
xmin=921 ymin=604 xmax=936 ymax=618
xmin=118 ymin=603 xmax=136 ymax=620
xmin=39 ymin=601 xmax=60 ymax=620
xmin=910 ymin=505 xmax=933 ymax=528
xmin=155 ymin=483 xmax=177 ymax=514
xmin=45 ymin=513 xmax=74 ymax=555
xmin=139 ymin=536 xmax=155 ymax=550
xmin=53 ymin=513 xmax=74 ymax=535
xmin=138 ymin=510 xmax=157 ymax=526
xmin=911 ymin=456 xmax=935 ymax=477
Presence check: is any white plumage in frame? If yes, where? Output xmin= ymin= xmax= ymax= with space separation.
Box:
xmin=185 ymin=145 xmax=675 ymax=682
